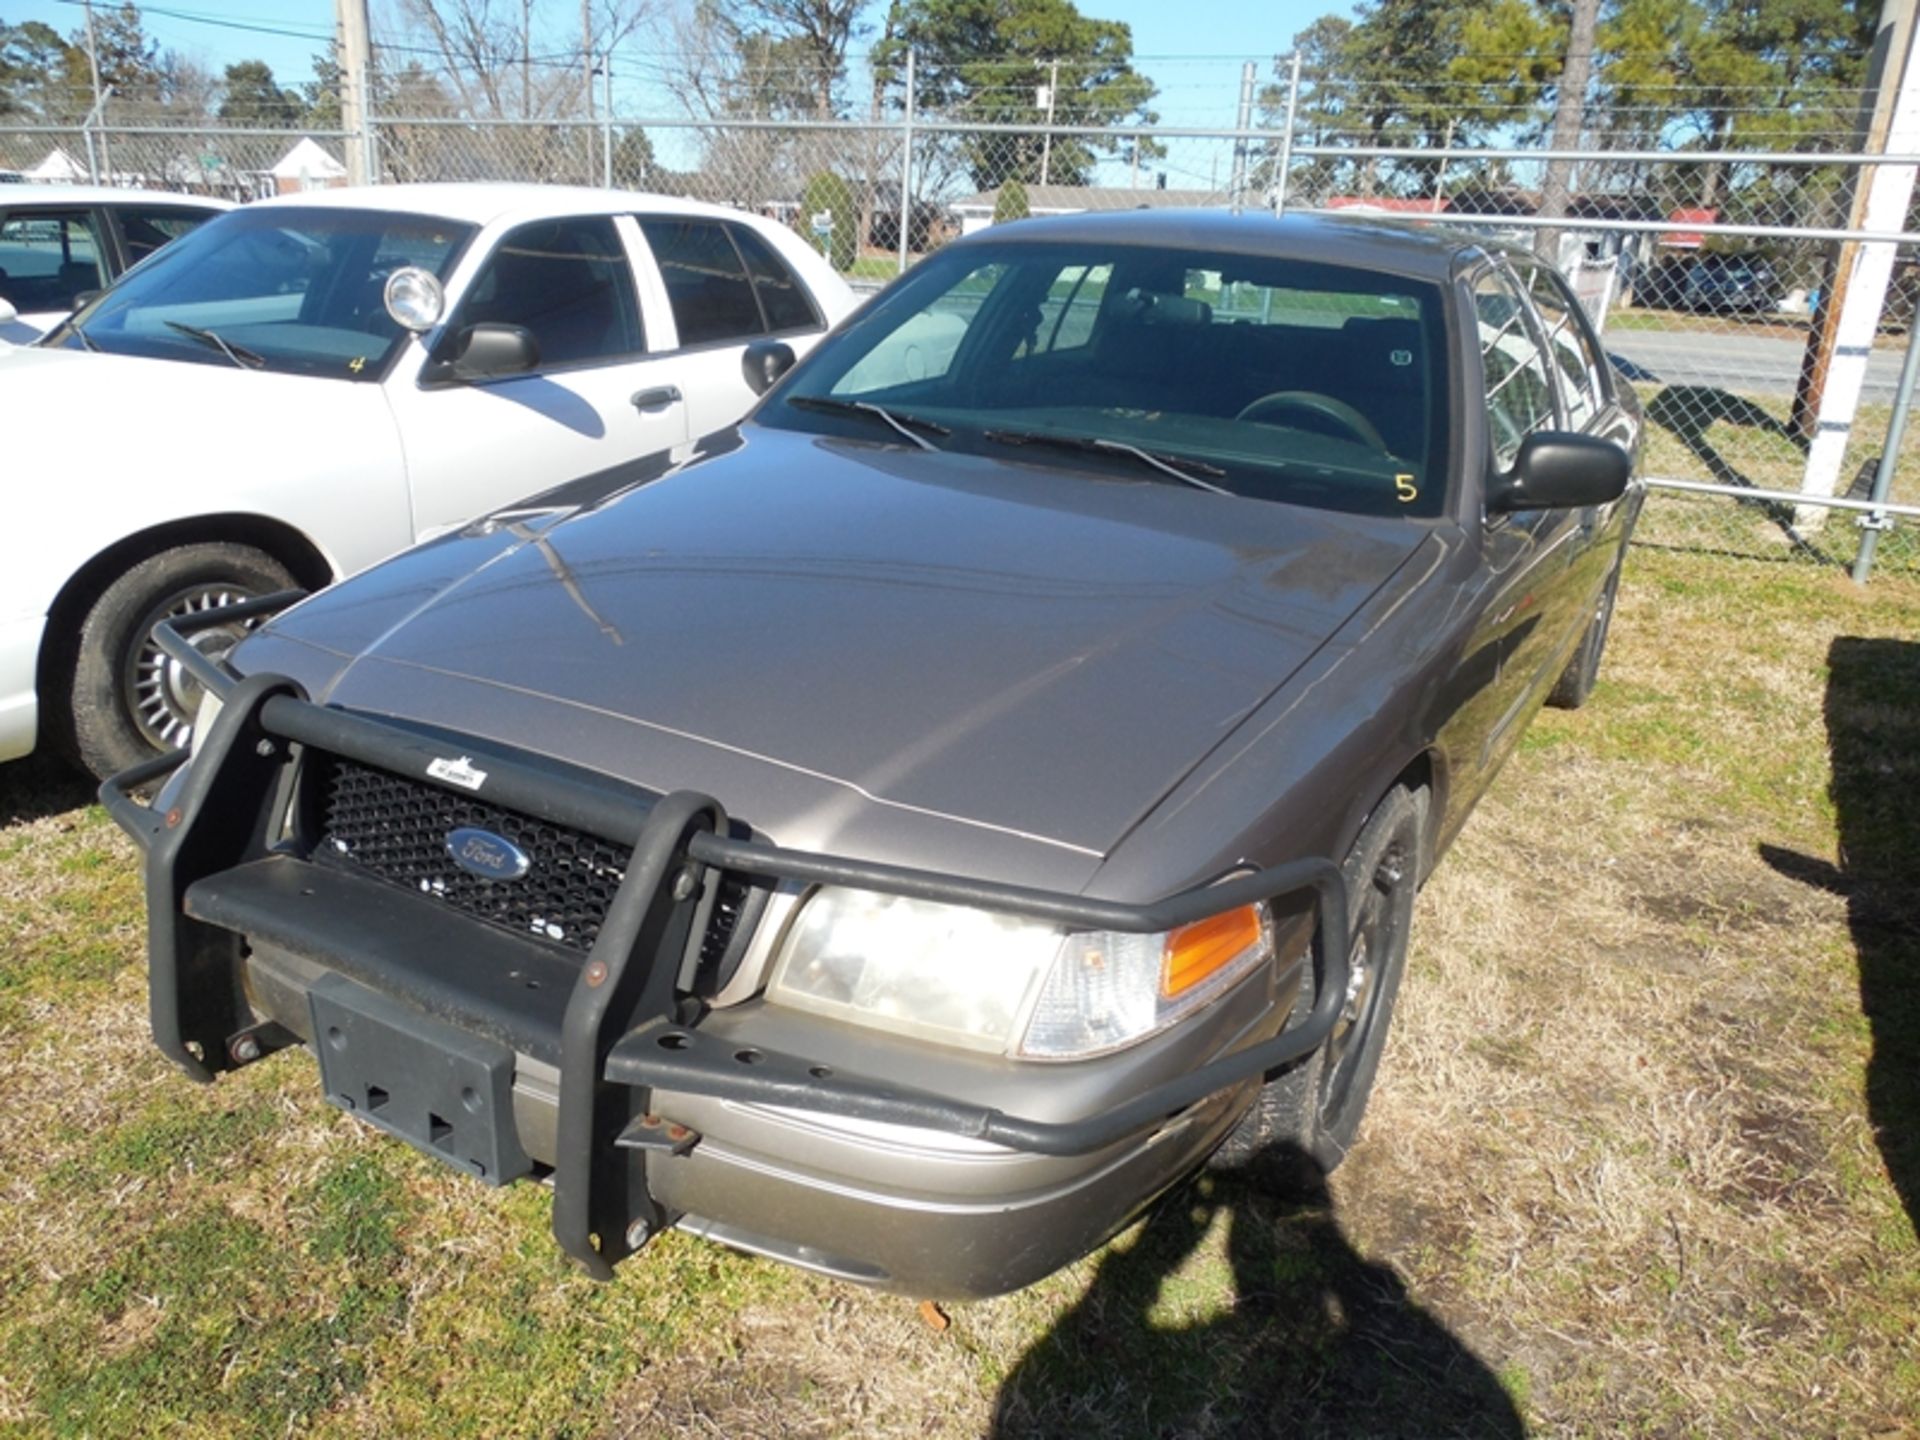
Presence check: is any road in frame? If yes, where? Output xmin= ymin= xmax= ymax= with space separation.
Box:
xmin=1604 ymin=327 xmax=1907 ymax=403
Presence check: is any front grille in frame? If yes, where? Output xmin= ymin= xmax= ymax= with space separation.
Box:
xmin=312 ymin=755 xmax=748 ymax=966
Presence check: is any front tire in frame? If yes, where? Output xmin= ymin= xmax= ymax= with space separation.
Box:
xmin=65 ymin=542 xmax=294 ymax=779
xmin=1212 ymin=785 xmax=1425 ymax=1180
xmin=1547 ymin=556 xmax=1624 ymax=711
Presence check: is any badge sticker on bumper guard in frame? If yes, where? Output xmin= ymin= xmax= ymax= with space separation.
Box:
xmin=426 ymin=755 xmax=488 ymax=791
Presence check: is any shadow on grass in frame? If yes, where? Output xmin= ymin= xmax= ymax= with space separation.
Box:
xmin=1643 ymin=386 xmax=1851 ymax=566
xmin=1761 ymin=637 xmax=1920 ymax=1230
xmin=990 ymin=1145 xmax=1524 ymax=1439
xmin=0 ymin=752 xmax=96 ymax=828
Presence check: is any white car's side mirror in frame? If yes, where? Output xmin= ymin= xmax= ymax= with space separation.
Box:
xmin=0 ymin=297 xmax=17 ymax=324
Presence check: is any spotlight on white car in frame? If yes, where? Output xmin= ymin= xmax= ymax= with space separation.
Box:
xmin=383 ymin=266 xmax=445 ymax=332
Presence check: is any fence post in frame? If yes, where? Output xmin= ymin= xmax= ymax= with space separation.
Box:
xmin=603 ymin=57 xmax=614 ymax=189
xmin=1273 ymin=51 xmax=1302 ymax=216
xmin=897 ymin=47 xmax=916 ymax=275
xmin=1230 ymin=61 xmax=1254 ymax=211
xmin=1854 ymin=312 xmax=1920 ymax=583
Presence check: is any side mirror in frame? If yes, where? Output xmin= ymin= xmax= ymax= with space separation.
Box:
xmin=742 ymin=338 xmax=796 ymax=395
xmin=0 ymin=297 xmax=15 ymax=324
xmin=427 ymin=322 xmax=539 ymax=384
xmin=1488 ymin=431 xmax=1631 ymax=513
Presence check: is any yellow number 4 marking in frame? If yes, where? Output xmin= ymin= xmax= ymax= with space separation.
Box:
xmin=348 ymin=355 xmax=366 ymax=374
xmin=1395 ymin=473 xmax=1419 ymax=504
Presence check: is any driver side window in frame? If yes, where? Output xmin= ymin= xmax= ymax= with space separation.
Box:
xmin=458 ymin=216 xmax=644 ymax=370
xmin=1474 ymin=268 xmax=1556 ymax=472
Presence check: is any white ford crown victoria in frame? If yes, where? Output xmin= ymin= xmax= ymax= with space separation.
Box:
xmin=0 ymin=183 xmax=855 ymax=776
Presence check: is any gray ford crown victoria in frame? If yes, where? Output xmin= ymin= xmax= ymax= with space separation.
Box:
xmin=109 ymin=211 xmax=1641 ymax=1299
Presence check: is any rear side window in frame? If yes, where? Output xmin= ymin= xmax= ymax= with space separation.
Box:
xmin=118 ymin=206 xmax=216 ymax=266
xmin=0 ymin=208 xmax=106 ymax=313
xmin=730 ymin=224 xmax=820 ymax=332
xmin=460 ymin=216 xmax=643 ymax=368
xmin=640 ymin=217 xmax=763 ymax=347
xmin=1474 ymin=268 xmax=1556 ymax=472
xmin=1524 ymin=265 xmax=1603 ymax=430
xmin=1024 ymin=262 xmax=1110 ymax=355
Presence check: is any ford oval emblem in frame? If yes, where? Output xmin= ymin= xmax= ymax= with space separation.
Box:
xmin=446 ymin=827 xmax=531 ymax=882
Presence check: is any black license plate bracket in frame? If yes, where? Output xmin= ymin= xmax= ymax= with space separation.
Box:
xmin=309 ymin=973 xmax=532 ymax=1186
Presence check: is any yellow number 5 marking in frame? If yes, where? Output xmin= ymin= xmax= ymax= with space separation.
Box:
xmin=1395 ymin=473 xmax=1419 ymax=504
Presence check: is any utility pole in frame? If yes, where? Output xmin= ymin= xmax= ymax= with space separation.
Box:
xmin=1229 ymin=60 xmax=1255 ymax=209
xmin=83 ymin=0 xmax=108 ymax=182
xmin=1794 ymin=0 xmax=1920 ymax=524
xmin=337 ymin=0 xmax=374 ymax=186
xmin=1038 ymin=57 xmax=1059 ymax=188
xmin=583 ymin=0 xmax=596 ymax=184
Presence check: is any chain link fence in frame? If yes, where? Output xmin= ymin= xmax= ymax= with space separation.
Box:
xmin=3 ymin=57 xmax=1916 ymax=583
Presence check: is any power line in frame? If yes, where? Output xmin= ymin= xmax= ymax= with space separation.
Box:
xmin=50 ymin=0 xmax=335 ymax=44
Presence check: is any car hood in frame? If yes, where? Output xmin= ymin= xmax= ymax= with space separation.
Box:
xmin=0 ymin=341 xmax=362 ymax=445
xmin=253 ymin=427 xmax=1425 ymax=865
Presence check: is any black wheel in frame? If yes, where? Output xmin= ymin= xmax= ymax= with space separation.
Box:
xmin=1211 ymin=785 xmax=1425 ymax=1181
xmin=1547 ymin=557 xmax=1624 ymax=711
xmin=64 ymin=542 xmax=294 ymax=779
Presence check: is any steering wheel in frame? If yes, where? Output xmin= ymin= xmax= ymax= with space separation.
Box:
xmin=1235 ymin=390 xmax=1389 ymax=454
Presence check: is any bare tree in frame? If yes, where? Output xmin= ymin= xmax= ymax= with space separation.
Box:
xmin=381 ymin=0 xmax=657 ymax=121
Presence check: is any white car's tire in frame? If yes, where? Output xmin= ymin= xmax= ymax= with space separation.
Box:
xmin=66 ymin=542 xmax=294 ymax=779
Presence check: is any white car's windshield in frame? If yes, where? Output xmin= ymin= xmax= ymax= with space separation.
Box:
xmin=770 ymin=240 xmax=1451 ymax=517
xmin=47 ymin=206 xmax=476 ymax=381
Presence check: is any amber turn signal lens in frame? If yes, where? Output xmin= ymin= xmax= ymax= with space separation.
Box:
xmin=1160 ymin=904 xmax=1266 ymax=998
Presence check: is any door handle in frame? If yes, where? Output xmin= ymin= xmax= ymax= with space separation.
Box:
xmin=631 ymin=385 xmax=682 ymax=411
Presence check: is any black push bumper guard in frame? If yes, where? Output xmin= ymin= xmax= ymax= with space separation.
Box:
xmin=102 ymin=595 xmax=1350 ymax=1279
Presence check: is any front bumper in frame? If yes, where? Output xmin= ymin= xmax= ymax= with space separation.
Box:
xmin=104 ymin=625 xmax=1349 ymax=1297
xmin=0 ymin=612 xmax=45 ymax=763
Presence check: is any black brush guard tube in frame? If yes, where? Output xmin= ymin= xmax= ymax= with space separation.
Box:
xmin=103 ymin=604 xmax=1351 ymax=1279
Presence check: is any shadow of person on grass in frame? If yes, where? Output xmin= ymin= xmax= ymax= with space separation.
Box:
xmin=990 ymin=1144 xmax=1525 ymax=1439
xmin=1760 ymin=636 xmax=1920 ymax=1230
xmin=0 ymin=753 xmax=98 ymax=829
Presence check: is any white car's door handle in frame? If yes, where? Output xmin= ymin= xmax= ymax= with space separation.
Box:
xmin=631 ymin=385 xmax=682 ymax=411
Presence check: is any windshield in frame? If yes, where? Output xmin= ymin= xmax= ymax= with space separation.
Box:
xmin=47 ymin=206 xmax=476 ymax=381
xmin=767 ymin=239 xmax=1451 ymax=517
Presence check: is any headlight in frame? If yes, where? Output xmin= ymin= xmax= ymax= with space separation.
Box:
xmin=765 ymin=887 xmax=1272 ymax=1059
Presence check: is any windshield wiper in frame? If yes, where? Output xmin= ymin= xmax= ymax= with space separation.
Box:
xmin=788 ymin=394 xmax=949 ymax=452
xmin=982 ymin=428 xmax=1231 ymax=494
xmin=164 ymin=320 xmax=265 ymax=370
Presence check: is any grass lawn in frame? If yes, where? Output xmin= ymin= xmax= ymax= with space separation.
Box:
xmin=845 ymin=254 xmax=908 ymax=281
xmin=0 ymin=547 xmax=1916 ymax=1437
xmin=1635 ymin=377 xmax=1920 ymax=582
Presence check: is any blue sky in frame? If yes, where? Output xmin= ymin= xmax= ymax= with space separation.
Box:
xmin=5 ymin=0 xmax=1338 ymax=121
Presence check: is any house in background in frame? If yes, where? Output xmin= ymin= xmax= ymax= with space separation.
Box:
xmin=26 ymin=148 xmax=88 ymax=183
xmin=267 ymin=137 xmax=348 ymax=196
